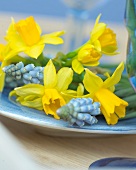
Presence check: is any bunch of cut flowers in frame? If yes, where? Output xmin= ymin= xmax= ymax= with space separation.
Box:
xmin=0 ymin=14 xmax=135 ymax=127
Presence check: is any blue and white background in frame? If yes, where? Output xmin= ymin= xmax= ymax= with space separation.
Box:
xmin=0 ymin=0 xmax=126 ymax=23
xmin=0 ymin=0 xmax=127 ymax=63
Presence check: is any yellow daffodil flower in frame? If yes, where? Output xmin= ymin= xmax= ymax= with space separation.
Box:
xmin=0 ymin=44 xmax=6 ymax=91
xmin=90 ymin=14 xmax=118 ymax=55
xmin=5 ymin=16 xmax=65 ymax=59
xmin=72 ymin=44 xmax=102 ymax=74
xmin=71 ymin=14 xmax=118 ymax=74
xmin=0 ymin=44 xmax=6 ymax=62
xmin=0 ymin=67 xmax=5 ymax=92
xmin=83 ymin=62 xmax=128 ymax=125
xmin=10 ymin=60 xmax=73 ymax=119
xmin=0 ymin=44 xmax=20 ymax=92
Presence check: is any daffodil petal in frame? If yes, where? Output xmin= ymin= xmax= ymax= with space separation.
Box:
xmin=25 ymin=44 xmax=45 ymax=59
xmin=62 ymin=90 xmax=78 ymax=96
xmin=77 ymin=83 xmax=84 ymax=96
xmin=45 ymin=31 xmax=65 ymax=37
xmin=102 ymin=46 xmax=118 ymax=55
xmin=9 ymin=90 xmax=18 ymax=103
xmin=61 ymin=90 xmax=78 ymax=103
xmin=72 ymin=59 xmax=84 ymax=74
xmin=103 ymin=62 xmax=124 ymax=89
xmin=78 ymin=44 xmax=93 ymax=51
xmin=83 ymin=68 xmax=103 ymax=95
xmin=5 ymin=17 xmax=16 ymax=41
xmin=90 ymin=14 xmax=106 ymax=43
xmin=0 ymin=68 xmax=5 ymax=92
xmin=0 ymin=43 xmax=20 ymax=63
xmin=102 ymin=51 xmax=119 ymax=56
xmin=24 ymin=94 xmax=40 ymax=101
xmin=41 ymin=35 xmax=64 ymax=45
xmin=93 ymin=40 xmax=101 ymax=51
xmin=8 ymin=33 xmax=26 ymax=49
xmin=19 ymin=97 xmax=43 ymax=110
xmin=43 ymin=31 xmax=65 ymax=37
xmin=4 ymin=47 xmax=26 ymax=61
xmin=56 ymin=67 xmax=73 ymax=92
xmin=9 ymin=86 xmax=44 ymax=110
xmin=104 ymin=72 xmax=115 ymax=92
xmin=44 ymin=60 xmax=57 ymax=88
xmin=93 ymin=14 xmax=101 ymax=28
xmin=91 ymin=23 xmax=106 ymax=42
xmin=12 ymin=84 xmax=44 ymax=96
xmin=0 ymin=44 xmax=6 ymax=62
xmin=36 ymin=23 xmax=42 ymax=35
xmin=61 ymin=90 xmax=90 ymax=103
xmin=83 ymin=61 xmax=99 ymax=66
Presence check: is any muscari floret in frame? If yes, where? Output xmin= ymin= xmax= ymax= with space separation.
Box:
xmin=3 ymin=62 xmax=44 ymax=85
xmin=56 ymin=98 xmax=101 ymax=127
xmin=5 ymin=75 xmax=23 ymax=88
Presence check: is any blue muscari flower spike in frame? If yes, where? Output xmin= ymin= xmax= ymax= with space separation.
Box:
xmin=5 ymin=75 xmax=23 ymax=88
xmin=3 ymin=62 xmax=44 ymax=86
xmin=56 ymin=98 xmax=101 ymax=127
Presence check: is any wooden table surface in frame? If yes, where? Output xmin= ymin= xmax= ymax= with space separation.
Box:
xmin=1 ymin=115 xmax=136 ymax=170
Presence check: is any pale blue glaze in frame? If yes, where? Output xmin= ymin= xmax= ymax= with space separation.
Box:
xmin=0 ymin=89 xmax=136 ymax=134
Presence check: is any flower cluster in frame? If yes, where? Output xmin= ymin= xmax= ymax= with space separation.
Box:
xmin=0 ymin=15 xmax=130 ymax=127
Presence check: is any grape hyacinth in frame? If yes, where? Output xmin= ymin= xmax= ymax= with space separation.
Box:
xmin=57 ymin=98 xmax=101 ymax=127
xmin=5 ymin=75 xmax=24 ymax=88
xmin=3 ymin=62 xmax=44 ymax=86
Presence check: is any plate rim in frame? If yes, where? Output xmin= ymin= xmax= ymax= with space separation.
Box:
xmin=1 ymin=110 xmax=136 ymax=135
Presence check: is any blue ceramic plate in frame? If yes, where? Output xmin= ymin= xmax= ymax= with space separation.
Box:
xmin=89 ymin=157 xmax=136 ymax=169
xmin=0 ymin=89 xmax=136 ymax=137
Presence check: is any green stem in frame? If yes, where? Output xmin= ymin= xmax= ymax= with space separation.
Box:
xmin=37 ymin=53 xmax=50 ymax=66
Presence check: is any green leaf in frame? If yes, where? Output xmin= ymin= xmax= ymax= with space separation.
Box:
xmin=121 ymin=110 xmax=136 ymax=120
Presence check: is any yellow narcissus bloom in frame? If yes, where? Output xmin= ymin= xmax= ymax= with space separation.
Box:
xmin=0 ymin=44 xmax=20 ymax=92
xmin=10 ymin=60 xmax=73 ymax=119
xmin=0 ymin=44 xmax=6 ymax=62
xmin=90 ymin=14 xmax=118 ymax=55
xmin=0 ymin=67 xmax=5 ymax=92
xmin=98 ymin=28 xmax=118 ymax=55
xmin=0 ymin=44 xmax=6 ymax=91
xmin=5 ymin=16 xmax=65 ymax=59
xmin=83 ymin=62 xmax=128 ymax=125
xmin=71 ymin=14 xmax=118 ymax=74
xmin=72 ymin=44 xmax=102 ymax=74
